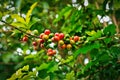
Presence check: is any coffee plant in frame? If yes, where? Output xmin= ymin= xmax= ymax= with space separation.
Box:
xmin=0 ymin=0 xmax=120 ymax=80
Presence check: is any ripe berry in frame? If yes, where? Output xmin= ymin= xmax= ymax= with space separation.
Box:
xmin=40 ymin=44 xmax=44 ymax=48
xmin=74 ymin=36 xmax=80 ymax=42
xmin=22 ymin=36 xmax=28 ymax=42
xmin=42 ymin=35 xmax=49 ymax=40
xmin=32 ymin=41 xmax=37 ymax=46
xmin=37 ymin=39 xmax=44 ymax=44
xmin=61 ymin=44 xmax=66 ymax=49
xmin=52 ymin=50 xmax=56 ymax=55
xmin=47 ymin=51 xmax=53 ymax=56
xmin=47 ymin=48 xmax=53 ymax=53
xmin=44 ymin=29 xmax=51 ymax=35
xmin=55 ymin=33 xmax=59 ymax=36
xmin=54 ymin=36 xmax=60 ymax=41
xmin=58 ymin=40 xmax=64 ymax=45
xmin=40 ymin=33 xmax=45 ymax=39
xmin=66 ymin=44 xmax=72 ymax=50
xmin=59 ymin=33 xmax=64 ymax=40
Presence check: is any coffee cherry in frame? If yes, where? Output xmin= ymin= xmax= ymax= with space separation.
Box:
xmin=42 ymin=35 xmax=49 ymax=40
xmin=55 ymin=33 xmax=59 ymax=36
xmin=37 ymin=39 xmax=44 ymax=44
xmin=65 ymin=34 xmax=70 ymax=38
xmin=47 ymin=51 xmax=54 ymax=56
xmin=47 ymin=48 xmax=53 ymax=53
xmin=49 ymin=33 xmax=54 ymax=38
xmin=54 ymin=36 xmax=60 ymax=41
xmin=74 ymin=36 xmax=80 ymax=42
xmin=61 ymin=44 xmax=66 ymax=49
xmin=32 ymin=29 xmax=38 ymax=35
xmin=47 ymin=39 xmax=52 ymax=43
xmin=22 ymin=36 xmax=28 ymax=42
xmin=40 ymin=33 xmax=45 ymax=39
xmin=52 ymin=50 xmax=56 ymax=55
xmin=32 ymin=41 xmax=37 ymax=46
xmin=44 ymin=29 xmax=51 ymax=35
xmin=59 ymin=33 xmax=64 ymax=40
xmin=58 ymin=40 xmax=64 ymax=45
xmin=40 ymin=44 xmax=44 ymax=48
xmin=66 ymin=44 xmax=72 ymax=50
xmin=65 ymin=38 xmax=70 ymax=44
xmin=70 ymin=40 xmax=75 ymax=44
xmin=69 ymin=37 xmax=73 ymax=40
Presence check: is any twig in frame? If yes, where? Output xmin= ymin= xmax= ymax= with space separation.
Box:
xmin=0 ymin=20 xmax=39 ymax=38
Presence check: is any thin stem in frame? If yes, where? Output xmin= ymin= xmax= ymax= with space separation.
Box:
xmin=1 ymin=20 xmax=39 ymax=38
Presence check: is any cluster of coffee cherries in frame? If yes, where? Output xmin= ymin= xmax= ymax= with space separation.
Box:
xmin=22 ymin=29 xmax=81 ymax=58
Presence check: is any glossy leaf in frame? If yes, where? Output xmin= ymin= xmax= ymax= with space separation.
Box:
xmin=11 ymin=14 xmax=26 ymax=24
xmin=74 ymin=42 xmax=101 ymax=58
xmin=26 ymin=2 xmax=38 ymax=24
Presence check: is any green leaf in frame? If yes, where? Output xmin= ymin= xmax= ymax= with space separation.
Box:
xmin=47 ymin=64 xmax=58 ymax=73
xmin=7 ymin=65 xmax=29 ymax=80
xmin=53 ymin=6 xmax=72 ymax=23
xmin=28 ymin=17 xmax=41 ymax=28
xmin=86 ymin=30 xmax=96 ymax=36
xmin=74 ymin=42 xmax=101 ymax=58
xmin=11 ymin=22 xmax=26 ymax=28
xmin=61 ymin=56 xmax=73 ymax=64
xmin=86 ymin=30 xmax=102 ymax=41
xmin=22 ymin=65 xmax=29 ymax=71
xmin=44 ymin=76 xmax=50 ymax=80
xmin=26 ymin=2 xmax=38 ymax=24
xmin=103 ymin=24 xmax=116 ymax=36
xmin=2 ymin=53 xmax=11 ymax=63
xmin=66 ymin=71 xmax=75 ymax=80
xmin=21 ymin=71 xmax=37 ymax=80
xmin=11 ymin=14 xmax=26 ymax=24
xmin=103 ymin=38 xmax=112 ymax=44
xmin=37 ymin=63 xmax=50 ymax=71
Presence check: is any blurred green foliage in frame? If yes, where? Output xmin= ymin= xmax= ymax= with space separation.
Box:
xmin=0 ymin=0 xmax=120 ymax=80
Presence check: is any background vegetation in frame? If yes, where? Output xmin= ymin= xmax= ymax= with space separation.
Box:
xmin=0 ymin=0 xmax=120 ymax=80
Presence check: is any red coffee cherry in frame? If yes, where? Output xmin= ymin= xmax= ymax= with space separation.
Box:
xmin=40 ymin=33 xmax=45 ymax=39
xmin=32 ymin=41 xmax=37 ymax=46
xmin=47 ymin=48 xmax=56 ymax=56
xmin=44 ymin=29 xmax=51 ymax=35
xmin=40 ymin=44 xmax=44 ymax=48
xmin=47 ymin=48 xmax=53 ymax=53
xmin=59 ymin=33 xmax=64 ymax=40
xmin=55 ymin=33 xmax=59 ymax=36
xmin=54 ymin=36 xmax=60 ymax=41
xmin=61 ymin=44 xmax=66 ymax=49
xmin=52 ymin=50 xmax=56 ymax=55
xmin=37 ymin=39 xmax=44 ymax=44
xmin=47 ymin=51 xmax=54 ymax=56
xmin=74 ymin=36 xmax=80 ymax=42
xmin=22 ymin=36 xmax=28 ymax=42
